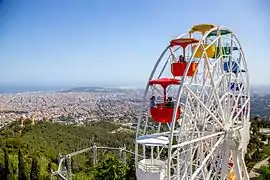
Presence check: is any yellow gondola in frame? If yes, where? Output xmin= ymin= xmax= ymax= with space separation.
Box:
xmin=192 ymin=44 xmax=216 ymax=58
xmin=190 ymin=24 xmax=216 ymax=58
xmin=190 ymin=24 xmax=215 ymax=34
xmin=226 ymin=170 xmax=236 ymax=180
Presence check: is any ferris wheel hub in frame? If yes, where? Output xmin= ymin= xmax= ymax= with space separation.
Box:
xmin=223 ymin=128 xmax=241 ymax=151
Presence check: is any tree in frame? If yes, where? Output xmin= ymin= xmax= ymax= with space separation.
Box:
xmin=259 ymin=165 xmax=270 ymax=180
xmin=94 ymin=154 xmax=127 ymax=180
xmin=250 ymin=118 xmax=260 ymax=135
xmin=125 ymin=156 xmax=136 ymax=180
xmin=18 ymin=149 xmax=28 ymax=180
xmin=0 ymin=120 xmax=135 ymax=178
xmin=30 ymin=157 xmax=40 ymax=180
xmin=3 ymin=148 xmax=11 ymax=180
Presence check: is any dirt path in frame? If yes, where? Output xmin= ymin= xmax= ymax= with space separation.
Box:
xmin=249 ymin=157 xmax=270 ymax=179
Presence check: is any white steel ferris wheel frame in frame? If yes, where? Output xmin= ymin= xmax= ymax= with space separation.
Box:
xmin=135 ymin=25 xmax=250 ymax=180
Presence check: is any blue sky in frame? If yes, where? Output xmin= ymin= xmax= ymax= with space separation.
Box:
xmin=0 ymin=0 xmax=269 ymax=87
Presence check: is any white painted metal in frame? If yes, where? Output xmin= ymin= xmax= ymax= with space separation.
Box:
xmin=137 ymin=159 xmax=167 ymax=180
xmin=137 ymin=135 xmax=169 ymax=146
xmin=135 ymin=25 xmax=250 ymax=180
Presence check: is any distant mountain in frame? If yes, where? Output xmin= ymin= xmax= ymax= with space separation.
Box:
xmin=251 ymin=85 xmax=270 ymax=96
xmin=59 ymin=86 xmax=128 ymax=93
xmin=251 ymin=93 xmax=270 ymax=118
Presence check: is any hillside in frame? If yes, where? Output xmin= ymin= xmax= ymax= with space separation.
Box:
xmin=60 ymin=86 xmax=129 ymax=93
xmin=1 ymin=116 xmax=270 ymax=179
xmin=251 ymin=93 xmax=270 ymax=117
xmin=0 ymin=120 xmax=135 ymax=179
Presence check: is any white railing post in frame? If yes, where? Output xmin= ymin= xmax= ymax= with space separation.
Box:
xmin=123 ymin=145 xmax=127 ymax=166
xmin=67 ymin=155 xmax=72 ymax=180
xmin=119 ymin=146 xmax=122 ymax=161
xmin=93 ymin=143 xmax=97 ymax=167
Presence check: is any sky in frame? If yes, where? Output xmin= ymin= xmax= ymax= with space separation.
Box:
xmin=0 ymin=0 xmax=269 ymax=87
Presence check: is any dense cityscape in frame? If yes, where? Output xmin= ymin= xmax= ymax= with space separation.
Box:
xmin=0 ymin=86 xmax=269 ymax=128
xmin=0 ymin=87 xmax=145 ymax=128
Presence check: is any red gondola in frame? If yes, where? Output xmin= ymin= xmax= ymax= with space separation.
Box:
xmin=169 ymin=38 xmax=199 ymax=77
xmin=171 ymin=62 xmax=198 ymax=77
xmin=149 ymin=78 xmax=181 ymax=123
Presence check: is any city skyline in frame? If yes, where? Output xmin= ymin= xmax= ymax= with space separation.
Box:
xmin=0 ymin=0 xmax=269 ymax=86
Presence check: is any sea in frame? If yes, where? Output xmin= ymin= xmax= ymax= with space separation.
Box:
xmin=0 ymin=85 xmax=67 ymax=94
xmin=0 ymin=84 xmax=144 ymax=94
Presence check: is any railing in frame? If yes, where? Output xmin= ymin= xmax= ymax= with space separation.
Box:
xmin=50 ymin=144 xmax=139 ymax=180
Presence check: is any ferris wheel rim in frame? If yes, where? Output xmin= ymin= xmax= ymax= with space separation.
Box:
xmin=170 ymin=27 xmax=250 ymax=178
xmin=135 ymin=32 xmax=188 ymax=138
xmin=135 ymin=24 xmax=250 ymax=180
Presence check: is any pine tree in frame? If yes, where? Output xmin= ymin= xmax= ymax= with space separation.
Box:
xmin=47 ymin=162 xmax=52 ymax=173
xmin=3 ymin=148 xmax=11 ymax=180
xmin=30 ymin=158 xmax=39 ymax=180
xmin=18 ymin=149 xmax=28 ymax=180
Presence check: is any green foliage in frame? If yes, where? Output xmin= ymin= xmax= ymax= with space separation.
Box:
xmin=9 ymin=154 xmax=19 ymax=179
xmin=259 ymin=165 xmax=270 ymax=180
xmin=125 ymin=155 xmax=136 ymax=180
xmin=18 ymin=149 xmax=28 ymax=180
xmin=30 ymin=158 xmax=40 ymax=180
xmin=246 ymin=117 xmax=270 ymax=171
xmin=94 ymin=153 xmax=127 ymax=180
xmin=4 ymin=148 xmax=11 ymax=180
xmin=0 ymin=120 xmax=135 ymax=179
xmin=1 ymin=116 xmax=270 ymax=179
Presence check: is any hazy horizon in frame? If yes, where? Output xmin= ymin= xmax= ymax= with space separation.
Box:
xmin=0 ymin=81 xmax=269 ymax=95
xmin=0 ymin=81 xmax=269 ymax=89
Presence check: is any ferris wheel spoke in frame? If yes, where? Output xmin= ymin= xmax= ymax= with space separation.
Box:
xmin=190 ymin=135 xmax=224 ymax=180
xmin=232 ymin=150 xmax=242 ymax=180
xmin=210 ymin=55 xmax=223 ymax=70
xmin=205 ymin=149 xmax=222 ymax=180
xmin=184 ymin=85 xmax=224 ymax=129
xmin=231 ymin=97 xmax=250 ymax=123
xmin=196 ymin=61 xmax=211 ymax=97
xmin=181 ymin=98 xmax=210 ymax=137
xmin=229 ymin=93 xmax=246 ymax=122
xmin=211 ymin=58 xmax=224 ymax=83
xmin=182 ymin=96 xmax=196 ymax=123
xmin=172 ymin=131 xmax=224 ymax=149
xmin=219 ymin=149 xmax=230 ymax=180
xmin=204 ymin=57 xmax=226 ymax=121
xmin=176 ymin=145 xmax=199 ymax=179
xmin=198 ymin=84 xmax=222 ymax=119
xmin=157 ymin=55 xmax=170 ymax=79
xmin=239 ymin=149 xmax=249 ymax=179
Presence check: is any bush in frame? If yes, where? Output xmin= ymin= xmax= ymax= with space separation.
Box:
xmin=259 ymin=165 xmax=270 ymax=180
xmin=94 ymin=153 xmax=127 ymax=180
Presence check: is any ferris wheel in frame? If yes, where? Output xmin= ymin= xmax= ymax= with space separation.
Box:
xmin=135 ymin=24 xmax=250 ymax=180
